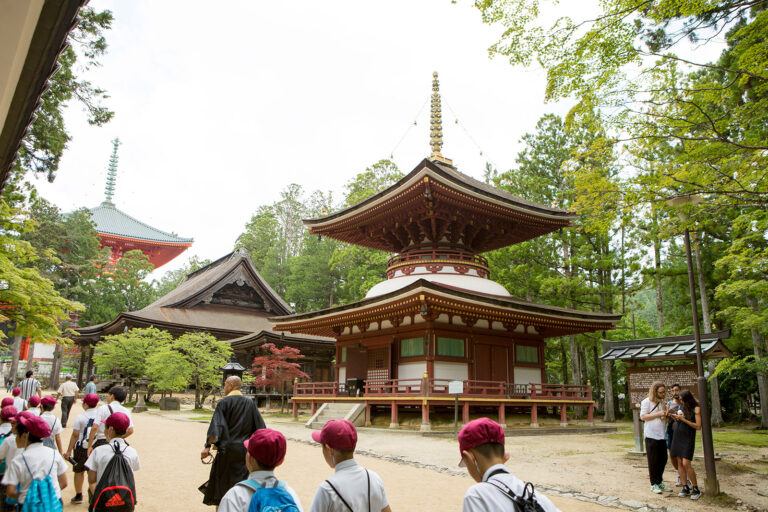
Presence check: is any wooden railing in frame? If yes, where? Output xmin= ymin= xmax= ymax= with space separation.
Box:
xmin=294 ymin=382 xmax=343 ymax=396
xmin=529 ymin=383 xmax=592 ymax=400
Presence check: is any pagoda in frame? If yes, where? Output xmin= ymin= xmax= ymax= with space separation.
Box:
xmin=89 ymin=139 xmax=193 ymax=269
xmin=275 ymin=73 xmax=621 ymax=430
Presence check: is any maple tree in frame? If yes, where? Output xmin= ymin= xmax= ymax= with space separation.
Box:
xmin=251 ymin=343 xmax=310 ymax=412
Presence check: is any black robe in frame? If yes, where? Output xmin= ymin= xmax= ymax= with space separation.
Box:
xmin=202 ymin=394 xmax=265 ymax=506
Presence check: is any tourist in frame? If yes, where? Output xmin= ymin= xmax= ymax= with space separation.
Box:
xmin=87 ymin=386 xmax=134 ymax=454
xmin=0 ymin=406 xmax=18 ymax=509
xmin=5 ymin=378 xmax=12 ymax=394
xmin=64 ymin=393 xmax=100 ymax=505
xmin=40 ymin=396 xmax=64 ymax=453
xmin=25 ymin=395 xmax=41 ymax=416
xmin=83 ymin=375 xmax=98 ymax=396
xmin=669 ymin=390 xmax=702 ymax=500
xmin=665 ymin=384 xmax=685 ymax=487
xmin=2 ymin=413 xmax=68 ymax=508
xmin=218 ymin=429 xmax=303 ymax=512
xmin=18 ymin=371 xmax=41 ymax=401
xmin=85 ymin=412 xmax=140 ymax=495
xmin=640 ymin=381 xmax=673 ymax=494
xmin=458 ymin=417 xmax=560 ymax=512
xmin=201 ymin=376 xmax=265 ymax=507
xmin=11 ymin=389 xmax=25 ymax=414
xmin=56 ymin=375 xmax=79 ymax=427
xmin=309 ymin=419 xmax=390 ymax=512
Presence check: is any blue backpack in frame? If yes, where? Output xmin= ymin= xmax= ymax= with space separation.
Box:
xmin=20 ymin=450 xmax=62 ymax=512
xmin=0 ymin=432 xmax=11 ymax=474
xmin=236 ymin=478 xmax=299 ymax=512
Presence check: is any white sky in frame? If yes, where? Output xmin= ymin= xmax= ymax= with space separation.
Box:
xmin=33 ymin=0 xmax=588 ymax=280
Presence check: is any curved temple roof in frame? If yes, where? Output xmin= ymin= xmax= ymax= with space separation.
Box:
xmin=600 ymin=330 xmax=732 ymax=362
xmin=90 ymin=203 xmax=193 ymax=245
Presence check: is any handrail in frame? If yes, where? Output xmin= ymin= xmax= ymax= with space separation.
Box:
xmin=387 ymin=248 xmax=488 ymax=269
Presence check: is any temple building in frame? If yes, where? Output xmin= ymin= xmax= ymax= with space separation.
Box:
xmin=276 ymin=73 xmax=621 ymax=429
xmin=90 ymin=139 xmax=193 ymax=269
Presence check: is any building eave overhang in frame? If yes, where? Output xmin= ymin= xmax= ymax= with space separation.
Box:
xmin=98 ymin=232 xmax=194 ymax=247
xmin=600 ymin=330 xmax=732 ymax=362
xmin=228 ymin=330 xmax=336 ymax=351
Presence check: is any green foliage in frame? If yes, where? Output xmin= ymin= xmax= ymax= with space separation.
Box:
xmin=145 ymin=348 xmax=192 ymax=394
xmin=169 ymin=332 xmax=231 ymax=409
xmin=152 ymin=255 xmax=212 ymax=298
xmin=93 ymin=327 xmax=173 ymax=382
xmin=712 ymin=355 xmax=768 ymax=382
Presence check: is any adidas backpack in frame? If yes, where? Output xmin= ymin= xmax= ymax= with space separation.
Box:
xmin=89 ymin=442 xmax=136 ymax=512
xmin=237 ymin=478 xmax=299 ymax=512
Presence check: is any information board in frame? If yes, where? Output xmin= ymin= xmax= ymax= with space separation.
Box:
xmin=627 ymin=364 xmax=698 ymax=407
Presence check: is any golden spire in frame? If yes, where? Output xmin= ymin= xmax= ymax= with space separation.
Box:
xmin=429 ymin=71 xmax=452 ymax=165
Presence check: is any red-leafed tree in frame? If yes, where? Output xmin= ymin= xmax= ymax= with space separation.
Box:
xmin=251 ymin=343 xmax=310 ymax=412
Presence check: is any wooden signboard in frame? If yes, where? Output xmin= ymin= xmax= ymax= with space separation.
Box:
xmin=627 ymin=364 xmax=698 ymax=407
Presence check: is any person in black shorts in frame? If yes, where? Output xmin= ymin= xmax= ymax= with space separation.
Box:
xmin=63 ymin=393 xmax=100 ymax=504
xmin=669 ymin=390 xmax=702 ymax=500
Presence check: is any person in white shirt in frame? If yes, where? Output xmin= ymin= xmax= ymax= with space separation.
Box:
xmin=2 ymin=413 xmax=67 ymax=506
xmin=25 ymin=395 xmax=41 ymax=416
xmin=218 ymin=429 xmax=303 ymax=512
xmin=39 ymin=396 xmax=64 ymax=453
xmin=0 ymin=405 xmax=19 ymax=501
xmin=309 ymin=419 xmax=390 ymax=512
xmin=11 ymin=388 xmax=26 ymax=413
xmin=87 ymin=386 xmax=134 ymax=455
xmin=459 ymin=417 xmax=560 ymax=512
xmin=85 ymin=412 xmax=140 ymax=494
xmin=56 ymin=375 xmax=79 ymax=428
xmin=63 ymin=393 xmax=100 ymax=504
xmin=640 ymin=381 xmax=673 ymax=494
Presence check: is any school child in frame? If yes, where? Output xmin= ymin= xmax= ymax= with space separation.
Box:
xmin=218 ymin=429 xmax=303 ymax=512
xmin=85 ymin=413 xmax=140 ymax=499
xmin=0 ymin=406 xmax=17 ymax=510
xmin=25 ymin=395 xmax=41 ymax=416
xmin=87 ymin=387 xmax=134 ymax=454
xmin=0 ymin=400 xmax=12 ymax=410
xmin=309 ymin=419 xmax=390 ymax=512
xmin=63 ymin=393 xmax=100 ymax=504
xmin=10 ymin=390 xmax=24 ymax=414
xmin=458 ymin=418 xmax=560 ymax=512
xmin=2 ymin=413 xmax=68 ymax=508
xmin=39 ymin=396 xmax=63 ymax=453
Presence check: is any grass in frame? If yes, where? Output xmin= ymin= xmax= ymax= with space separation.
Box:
xmin=710 ymin=430 xmax=768 ymax=448
xmin=189 ymin=416 xmax=213 ymax=421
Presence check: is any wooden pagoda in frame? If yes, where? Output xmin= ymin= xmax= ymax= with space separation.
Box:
xmin=274 ymin=73 xmax=621 ymax=429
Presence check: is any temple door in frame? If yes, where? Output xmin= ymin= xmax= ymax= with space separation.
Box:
xmin=367 ymin=347 xmax=388 ymax=382
xmin=492 ymin=346 xmax=508 ymax=382
xmin=475 ymin=344 xmax=492 ymax=381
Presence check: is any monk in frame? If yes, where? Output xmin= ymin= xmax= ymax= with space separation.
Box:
xmin=200 ymin=376 xmax=265 ymax=507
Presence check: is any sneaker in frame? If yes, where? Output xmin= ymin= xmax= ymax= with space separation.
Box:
xmin=690 ymin=487 xmax=702 ymax=500
xmin=676 ymin=475 xmax=682 ymax=487
xmin=659 ymin=482 xmax=673 ymax=492
xmin=678 ymin=485 xmax=690 ymax=497
xmin=71 ymin=494 xmax=83 ymax=504
xmin=652 ymin=484 xmax=663 ymax=494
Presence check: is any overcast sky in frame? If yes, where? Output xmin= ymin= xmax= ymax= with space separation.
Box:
xmin=34 ymin=0 xmax=592 ymax=279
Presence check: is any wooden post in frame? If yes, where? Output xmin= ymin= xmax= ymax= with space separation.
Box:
xmin=389 ymin=401 xmax=399 ymax=429
xmin=365 ymin=403 xmax=372 ymax=426
xmin=292 ymin=399 xmax=299 ymax=421
xmin=310 ymin=401 xmax=317 ymax=416
xmin=587 ymin=403 xmax=595 ymax=425
xmin=530 ymin=403 xmax=539 ymax=428
xmin=498 ymin=404 xmax=506 ymax=426
xmin=85 ymin=347 xmax=95 ymax=382
xmin=76 ymin=347 xmax=87 ymax=388
xmin=420 ymin=400 xmax=430 ymax=431
xmin=462 ymin=401 xmax=470 ymax=425
xmin=560 ymin=404 xmax=568 ymax=427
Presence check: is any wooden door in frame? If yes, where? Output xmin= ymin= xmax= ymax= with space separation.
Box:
xmin=475 ymin=344 xmax=492 ymax=381
xmin=367 ymin=347 xmax=388 ymax=381
xmin=492 ymin=346 xmax=508 ymax=382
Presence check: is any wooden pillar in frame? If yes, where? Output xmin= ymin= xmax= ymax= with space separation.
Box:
xmin=389 ymin=401 xmax=399 ymax=429
xmin=530 ymin=403 xmax=539 ymax=428
xmin=310 ymin=401 xmax=317 ymax=416
xmin=292 ymin=399 xmax=299 ymax=421
xmin=560 ymin=404 xmax=568 ymax=427
xmin=462 ymin=402 xmax=470 ymax=425
xmin=498 ymin=404 xmax=506 ymax=426
xmin=587 ymin=403 xmax=595 ymax=425
xmin=85 ymin=347 xmax=95 ymax=381
xmin=365 ymin=403 xmax=372 ymax=426
xmin=76 ymin=347 xmax=87 ymax=388
xmin=420 ymin=400 xmax=431 ymax=431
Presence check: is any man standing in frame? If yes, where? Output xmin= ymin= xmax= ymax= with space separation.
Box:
xmin=83 ymin=375 xmax=98 ymax=396
xmin=200 ymin=376 xmax=265 ymax=507
xmin=640 ymin=381 xmax=673 ymax=494
xmin=18 ymin=370 xmax=41 ymax=401
xmin=56 ymin=375 xmax=79 ymax=427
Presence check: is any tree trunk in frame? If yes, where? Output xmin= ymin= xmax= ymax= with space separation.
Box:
xmin=746 ymin=297 xmax=768 ymax=429
xmin=25 ymin=343 xmax=35 ymax=373
xmin=49 ymin=344 xmax=62 ymax=390
xmin=694 ymin=241 xmax=723 ymax=426
xmin=602 ymin=359 xmax=615 ymax=422
xmin=654 ymin=240 xmax=664 ymax=331
xmin=9 ymin=336 xmax=22 ymax=384
xmin=569 ymin=336 xmax=582 ymax=386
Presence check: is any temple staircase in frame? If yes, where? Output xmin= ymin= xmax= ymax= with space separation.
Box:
xmin=306 ymin=402 xmax=365 ymax=430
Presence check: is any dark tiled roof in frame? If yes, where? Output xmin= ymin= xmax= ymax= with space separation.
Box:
xmin=90 ymin=202 xmax=193 ymax=244
xmin=600 ymin=330 xmax=732 ymax=362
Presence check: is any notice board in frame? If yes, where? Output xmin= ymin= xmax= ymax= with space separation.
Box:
xmin=627 ymin=364 xmax=698 ymax=407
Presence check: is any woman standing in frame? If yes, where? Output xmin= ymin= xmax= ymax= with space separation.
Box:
xmin=669 ymin=390 xmax=702 ymax=500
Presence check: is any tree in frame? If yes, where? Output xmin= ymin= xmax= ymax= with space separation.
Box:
xmin=145 ymin=348 xmax=192 ymax=398
xmin=169 ymin=332 xmax=232 ymax=409
xmin=93 ymin=327 xmax=173 ymax=391
xmin=250 ymin=343 xmax=310 ymax=412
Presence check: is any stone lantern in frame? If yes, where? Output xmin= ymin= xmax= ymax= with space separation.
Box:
xmin=220 ymin=355 xmax=246 ymax=384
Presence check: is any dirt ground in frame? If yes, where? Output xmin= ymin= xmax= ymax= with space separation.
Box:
xmin=7 ymin=391 xmax=765 ymax=511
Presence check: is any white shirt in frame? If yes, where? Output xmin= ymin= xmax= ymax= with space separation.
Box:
xmin=310 ymin=459 xmax=389 ymax=512
xmin=12 ymin=398 xmax=26 ymax=412
xmin=85 ymin=438 xmax=140 ymax=484
xmin=0 ymin=434 xmax=23 ymax=468
xmin=0 ymin=423 xmax=11 ymax=436
xmin=463 ymin=464 xmax=560 ymax=512
xmin=640 ymin=397 xmax=666 ymax=440
xmin=93 ymin=402 xmax=134 ymax=440
xmin=25 ymin=407 xmax=40 ymax=417
xmin=219 ymin=470 xmax=303 ymax=512
xmin=1 ymin=443 xmax=67 ymax=504
xmin=72 ymin=408 xmax=99 ymax=444
xmin=18 ymin=378 xmax=41 ymax=401
xmin=57 ymin=381 xmax=79 ymax=397
xmin=40 ymin=412 xmax=63 ymax=445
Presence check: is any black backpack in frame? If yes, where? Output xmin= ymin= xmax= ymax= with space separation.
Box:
xmin=484 ymin=469 xmax=546 ymax=512
xmin=89 ymin=441 xmax=136 ymax=512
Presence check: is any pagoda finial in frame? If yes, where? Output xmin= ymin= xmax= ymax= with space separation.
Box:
xmin=429 ymin=72 xmax=452 ymax=165
xmin=104 ymin=137 xmax=120 ymax=205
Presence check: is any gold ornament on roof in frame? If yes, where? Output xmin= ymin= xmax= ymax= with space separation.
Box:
xmin=429 ymin=72 xmax=452 ymax=165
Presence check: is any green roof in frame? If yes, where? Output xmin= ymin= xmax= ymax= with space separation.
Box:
xmin=90 ymin=202 xmax=193 ymax=244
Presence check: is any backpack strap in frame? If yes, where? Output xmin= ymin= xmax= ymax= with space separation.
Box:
xmin=325 ymin=479 xmax=353 ymax=512
xmin=237 ymin=479 xmax=263 ymax=493
xmin=366 ymin=470 xmax=371 ymax=512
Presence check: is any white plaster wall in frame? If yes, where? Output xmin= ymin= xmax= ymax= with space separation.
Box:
xmin=338 ymin=366 xmax=347 ymax=384
xmin=434 ymin=361 xmax=468 ymax=381
xmin=33 ymin=343 xmax=55 ymax=359
xmin=397 ymin=362 xmax=426 ymax=386
xmin=514 ymin=367 xmax=542 ymax=390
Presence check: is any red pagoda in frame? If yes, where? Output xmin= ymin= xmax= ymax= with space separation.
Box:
xmin=275 ymin=73 xmax=621 ymax=430
xmin=89 ymin=139 xmax=193 ymax=269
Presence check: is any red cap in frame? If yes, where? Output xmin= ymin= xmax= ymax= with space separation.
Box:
xmin=28 ymin=396 xmax=40 ymax=407
xmin=17 ymin=414 xmax=51 ymax=438
xmin=1 ymin=406 xmax=18 ymax=420
xmin=10 ymin=411 xmax=33 ymax=423
xmin=1 ymin=398 xmax=13 ymax=407
xmin=311 ymin=419 xmax=357 ymax=451
xmin=104 ymin=412 xmax=130 ymax=432
xmin=11 ymin=388 xmax=20 ymax=396
xmin=83 ymin=393 xmax=99 ymax=407
xmin=243 ymin=428 xmax=287 ymax=468
xmin=40 ymin=396 xmax=56 ymax=407
xmin=458 ymin=417 xmax=505 ymax=467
